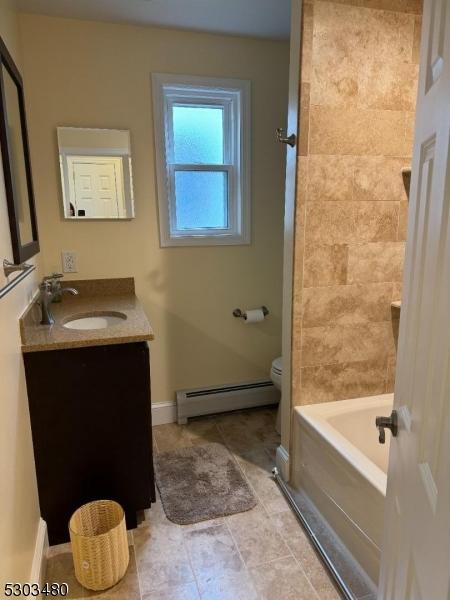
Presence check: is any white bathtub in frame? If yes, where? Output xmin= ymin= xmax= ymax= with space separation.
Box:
xmin=293 ymin=393 xmax=393 ymax=586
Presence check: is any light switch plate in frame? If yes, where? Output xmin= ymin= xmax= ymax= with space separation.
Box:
xmin=62 ymin=251 xmax=77 ymax=273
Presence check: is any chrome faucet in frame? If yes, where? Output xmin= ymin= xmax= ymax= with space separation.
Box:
xmin=43 ymin=273 xmax=66 ymax=302
xmin=39 ymin=277 xmax=79 ymax=325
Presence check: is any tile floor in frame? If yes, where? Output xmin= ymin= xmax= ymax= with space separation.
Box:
xmin=45 ymin=407 xmax=341 ymax=599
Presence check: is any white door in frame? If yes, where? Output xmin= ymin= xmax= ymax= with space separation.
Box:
xmin=69 ymin=157 xmax=124 ymax=218
xmin=378 ymin=1 xmax=450 ymax=598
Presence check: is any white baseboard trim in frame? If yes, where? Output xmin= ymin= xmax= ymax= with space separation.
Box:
xmin=152 ymin=401 xmax=177 ymax=426
xmin=276 ymin=445 xmax=290 ymax=482
xmin=30 ymin=518 xmax=48 ymax=585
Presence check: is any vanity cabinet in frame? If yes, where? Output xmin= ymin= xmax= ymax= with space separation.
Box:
xmin=24 ymin=341 xmax=155 ymax=545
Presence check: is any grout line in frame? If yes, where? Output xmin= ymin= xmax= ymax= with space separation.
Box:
xmin=179 ymin=529 xmax=202 ymax=599
xmin=218 ymin=424 xmax=298 ymax=570
xmin=247 ymin=554 xmax=295 ymax=569
xmin=239 ymin=551 xmax=294 ymax=572
xmin=266 ymin=511 xmax=322 ymax=599
xmin=129 ymin=537 xmax=144 ymax=600
xmin=266 ymin=501 xmax=343 ymax=599
xmin=277 ymin=520 xmax=323 ymax=600
xmin=290 ymin=552 xmax=322 ymax=600
xmin=133 ymin=533 xmax=146 ymax=600
xmin=223 ymin=520 xmax=253 ymax=577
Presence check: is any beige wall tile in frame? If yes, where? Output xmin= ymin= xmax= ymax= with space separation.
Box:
xmin=299 ymin=83 xmax=311 ymax=156
xmin=305 ymin=201 xmax=399 ymax=244
xmin=313 ymin=2 xmax=414 ymax=64
xmin=301 ymin=321 xmax=396 ymax=366
xmin=308 ymin=155 xmax=410 ymax=203
xmin=355 ymin=201 xmax=400 ymax=242
xmin=309 ymin=106 xmax=412 ymax=156
xmin=326 ymin=0 xmax=421 ymax=12
xmin=412 ymin=16 xmax=422 ymax=63
xmin=312 ymin=58 xmax=418 ymax=112
xmin=302 ymin=282 xmax=393 ymax=327
xmin=311 ymin=52 xmax=359 ymax=108
xmin=296 ymin=156 xmax=309 ymax=208
xmin=293 ymin=254 xmax=304 ymax=308
xmin=304 ymin=243 xmax=348 ymax=287
xmin=311 ymin=2 xmax=415 ymax=107
xmin=353 ymin=156 xmax=410 ymax=203
xmin=291 ymin=340 xmax=302 ymax=405
xmin=358 ymin=61 xmax=419 ymax=111
xmin=404 ymin=0 xmax=423 ymax=14
xmin=299 ymin=359 xmax=387 ymax=404
xmin=391 ymin=314 xmax=400 ymax=353
xmin=392 ymin=281 xmax=403 ymax=301
xmin=398 ymin=201 xmax=410 ymax=241
xmin=386 ymin=356 xmax=397 ymax=393
xmin=347 ymin=242 xmax=405 ymax=283
xmin=291 ymin=0 xmax=420 ymax=408
xmin=307 ymin=155 xmax=354 ymax=202
xmin=293 ymin=157 xmax=308 ymax=305
xmin=301 ymin=3 xmax=314 ymax=83
xmin=305 ymin=202 xmax=355 ymax=243
xmin=404 ymin=111 xmax=416 ymax=154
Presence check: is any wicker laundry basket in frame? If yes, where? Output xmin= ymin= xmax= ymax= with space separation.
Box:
xmin=69 ymin=500 xmax=129 ymax=591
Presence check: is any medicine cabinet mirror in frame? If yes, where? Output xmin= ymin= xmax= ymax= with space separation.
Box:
xmin=57 ymin=127 xmax=135 ymax=220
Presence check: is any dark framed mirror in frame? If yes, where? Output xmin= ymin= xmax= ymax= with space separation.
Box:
xmin=0 ymin=36 xmax=39 ymax=263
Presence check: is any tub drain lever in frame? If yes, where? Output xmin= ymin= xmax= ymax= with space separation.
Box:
xmin=375 ymin=410 xmax=398 ymax=444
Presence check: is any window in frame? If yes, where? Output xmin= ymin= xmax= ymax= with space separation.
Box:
xmin=152 ymin=74 xmax=251 ymax=246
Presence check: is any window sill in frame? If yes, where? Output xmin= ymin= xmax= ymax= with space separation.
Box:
xmin=160 ymin=232 xmax=250 ymax=247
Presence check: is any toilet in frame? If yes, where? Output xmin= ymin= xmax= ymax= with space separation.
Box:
xmin=270 ymin=357 xmax=282 ymax=434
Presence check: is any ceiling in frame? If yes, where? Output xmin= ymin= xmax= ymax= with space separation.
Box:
xmin=16 ymin=0 xmax=291 ymax=40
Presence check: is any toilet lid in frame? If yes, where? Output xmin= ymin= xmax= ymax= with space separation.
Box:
xmin=272 ymin=357 xmax=282 ymax=374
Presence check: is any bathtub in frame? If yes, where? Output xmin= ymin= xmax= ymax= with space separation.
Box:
xmin=292 ymin=393 xmax=393 ymax=586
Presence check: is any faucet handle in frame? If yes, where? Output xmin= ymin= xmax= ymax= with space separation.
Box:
xmin=43 ymin=273 xmax=64 ymax=282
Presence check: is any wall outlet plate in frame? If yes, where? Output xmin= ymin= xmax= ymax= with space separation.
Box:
xmin=62 ymin=251 xmax=77 ymax=273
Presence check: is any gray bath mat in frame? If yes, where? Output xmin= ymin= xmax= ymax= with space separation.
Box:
xmin=155 ymin=442 xmax=257 ymax=525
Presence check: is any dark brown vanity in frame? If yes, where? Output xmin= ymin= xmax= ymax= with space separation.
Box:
xmin=21 ymin=278 xmax=156 ymax=545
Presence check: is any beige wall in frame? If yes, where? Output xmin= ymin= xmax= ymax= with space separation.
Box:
xmin=292 ymin=0 xmax=422 ymax=407
xmin=0 ymin=0 xmax=41 ymax=589
xmin=18 ymin=15 xmax=289 ymax=405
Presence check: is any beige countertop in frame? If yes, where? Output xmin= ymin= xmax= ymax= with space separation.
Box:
xmin=20 ymin=277 xmax=155 ymax=353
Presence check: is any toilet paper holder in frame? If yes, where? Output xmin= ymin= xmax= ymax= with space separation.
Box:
xmin=233 ymin=306 xmax=269 ymax=319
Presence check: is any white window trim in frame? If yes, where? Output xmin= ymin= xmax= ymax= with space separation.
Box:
xmin=152 ymin=73 xmax=251 ymax=247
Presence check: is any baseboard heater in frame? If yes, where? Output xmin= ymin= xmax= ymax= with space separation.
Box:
xmin=176 ymin=379 xmax=280 ymax=425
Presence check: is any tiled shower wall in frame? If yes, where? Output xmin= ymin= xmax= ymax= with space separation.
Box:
xmin=292 ymin=0 xmax=422 ymax=406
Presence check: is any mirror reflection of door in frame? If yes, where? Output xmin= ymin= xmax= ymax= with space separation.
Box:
xmin=68 ymin=156 xmax=125 ymax=218
xmin=57 ymin=127 xmax=134 ymax=220
xmin=2 ymin=64 xmax=33 ymax=244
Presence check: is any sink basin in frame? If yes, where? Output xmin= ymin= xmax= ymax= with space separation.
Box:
xmin=63 ymin=311 xmax=127 ymax=330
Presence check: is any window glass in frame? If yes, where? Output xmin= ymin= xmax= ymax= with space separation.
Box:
xmin=152 ymin=74 xmax=250 ymax=245
xmin=172 ymin=105 xmax=224 ymax=164
xmin=174 ymin=170 xmax=228 ymax=230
